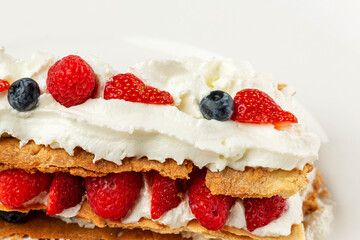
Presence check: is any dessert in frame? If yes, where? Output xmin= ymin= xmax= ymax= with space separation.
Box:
xmin=0 ymin=47 xmax=333 ymax=240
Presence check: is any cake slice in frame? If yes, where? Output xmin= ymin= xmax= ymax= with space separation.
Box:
xmin=0 ymin=47 xmax=332 ymax=239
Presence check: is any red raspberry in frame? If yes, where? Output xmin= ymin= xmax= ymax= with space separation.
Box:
xmin=231 ymin=89 xmax=297 ymax=128
xmin=188 ymin=171 xmax=234 ymax=230
xmin=244 ymin=195 xmax=288 ymax=232
xmin=104 ymin=73 xmax=174 ymax=105
xmin=47 ymin=172 xmax=85 ymax=216
xmin=0 ymin=169 xmax=52 ymax=208
xmin=85 ymin=172 xmax=142 ymax=220
xmin=151 ymin=171 xmax=182 ymax=220
xmin=47 ymin=55 xmax=96 ymax=107
xmin=0 ymin=79 xmax=10 ymax=92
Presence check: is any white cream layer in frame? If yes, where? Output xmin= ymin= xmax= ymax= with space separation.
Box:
xmin=0 ymin=49 xmax=320 ymax=171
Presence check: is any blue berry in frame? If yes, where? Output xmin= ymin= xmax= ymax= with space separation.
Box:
xmin=8 ymin=78 xmax=40 ymax=112
xmin=200 ymin=90 xmax=234 ymax=121
xmin=0 ymin=210 xmax=27 ymax=223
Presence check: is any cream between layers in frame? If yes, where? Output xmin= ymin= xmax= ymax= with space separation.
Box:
xmin=0 ymin=48 xmax=320 ymax=172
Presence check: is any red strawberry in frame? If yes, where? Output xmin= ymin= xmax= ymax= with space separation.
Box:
xmin=85 ymin=172 xmax=142 ymax=220
xmin=151 ymin=171 xmax=182 ymax=220
xmin=0 ymin=169 xmax=52 ymax=208
xmin=244 ymin=195 xmax=287 ymax=232
xmin=104 ymin=73 xmax=174 ymax=104
xmin=188 ymin=171 xmax=234 ymax=231
xmin=231 ymin=89 xmax=297 ymax=127
xmin=47 ymin=55 xmax=96 ymax=107
xmin=0 ymin=79 xmax=10 ymax=92
xmin=46 ymin=172 xmax=85 ymax=216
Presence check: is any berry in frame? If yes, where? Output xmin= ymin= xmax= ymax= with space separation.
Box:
xmin=7 ymin=78 xmax=40 ymax=112
xmin=104 ymin=73 xmax=174 ymax=104
xmin=200 ymin=90 xmax=234 ymax=121
xmin=47 ymin=55 xmax=96 ymax=107
xmin=85 ymin=172 xmax=142 ymax=220
xmin=47 ymin=172 xmax=85 ymax=216
xmin=0 ymin=79 xmax=10 ymax=93
xmin=151 ymin=172 xmax=182 ymax=220
xmin=244 ymin=195 xmax=287 ymax=232
xmin=0 ymin=169 xmax=52 ymax=208
xmin=188 ymin=171 xmax=234 ymax=230
xmin=231 ymin=89 xmax=298 ymax=127
xmin=0 ymin=210 xmax=27 ymax=223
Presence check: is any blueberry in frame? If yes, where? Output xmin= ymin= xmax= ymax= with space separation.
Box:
xmin=8 ymin=78 xmax=40 ymax=112
xmin=200 ymin=90 xmax=234 ymax=121
xmin=0 ymin=210 xmax=27 ymax=223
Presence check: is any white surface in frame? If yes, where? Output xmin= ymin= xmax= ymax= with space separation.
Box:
xmin=1 ymin=0 xmax=359 ymax=239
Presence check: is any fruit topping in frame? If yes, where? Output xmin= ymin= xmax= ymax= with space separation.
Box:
xmin=231 ymin=89 xmax=298 ymax=127
xmin=188 ymin=170 xmax=234 ymax=230
xmin=200 ymin=90 xmax=234 ymax=121
xmin=104 ymin=73 xmax=174 ymax=104
xmin=0 ymin=210 xmax=27 ymax=223
xmin=47 ymin=55 xmax=96 ymax=107
xmin=151 ymin=171 xmax=183 ymax=220
xmin=47 ymin=172 xmax=85 ymax=216
xmin=7 ymin=78 xmax=40 ymax=112
xmin=0 ymin=79 xmax=10 ymax=93
xmin=0 ymin=169 xmax=52 ymax=208
xmin=244 ymin=195 xmax=287 ymax=232
xmin=85 ymin=172 xmax=142 ymax=220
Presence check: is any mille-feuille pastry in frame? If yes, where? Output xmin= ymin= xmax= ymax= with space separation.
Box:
xmin=0 ymin=47 xmax=333 ymax=240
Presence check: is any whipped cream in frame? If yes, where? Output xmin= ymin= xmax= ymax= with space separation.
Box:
xmin=0 ymin=49 xmax=320 ymax=171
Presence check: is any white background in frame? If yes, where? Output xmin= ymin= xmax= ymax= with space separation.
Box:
xmin=1 ymin=0 xmax=359 ymax=239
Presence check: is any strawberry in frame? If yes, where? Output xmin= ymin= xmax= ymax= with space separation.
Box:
xmin=47 ymin=55 xmax=96 ymax=107
xmin=104 ymin=73 xmax=174 ymax=104
xmin=85 ymin=172 xmax=142 ymax=220
xmin=151 ymin=171 xmax=183 ymax=220
xmin=244 ymin=195 xmax=287 ymax=232
xmin=0 ymin=79 xmax=10 ymax=92
xmin=47 ymin=172 xmax=85 ymax=216
xmin=188 ymin=170 xmax=234 ymax=231
xmin=0 ymin=169 xmax=52 ymax=208
xmin=231 ymin=89 xmax=297 ymax=127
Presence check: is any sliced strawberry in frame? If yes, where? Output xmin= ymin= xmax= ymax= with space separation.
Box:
xmin=244 ymin=195 xmax=287 ymax=232
xmin=231 ymin=89 xmax=297 ymax=127
xmin=151 ymin=171 xmax=183 ymax=220
xmin=0 ymin=79 xmax=10 ymax=93
xmin=46 ymin=172 xmax=85 ymax=216
xmin=0 ymin=169 xmax=52 ymax=208
xmin=104 ymin=73 xmax=174 ymax=104
xmin=188 ymin=170 xmax=234 ymax=231
xmin=85 ymin=172 xmax=142 ymax=220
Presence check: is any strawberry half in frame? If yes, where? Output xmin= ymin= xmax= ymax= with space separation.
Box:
xmin=0 ymin=79 xmax=10 ymax=93
xmin=188 ymin=170 xmax=234 ymax=231
xmin=47 ymin=172 xmax=85 ymax=216
xmin=0 ymin=169 xmax=52 ymax=208
xmin=231 ymin=89 xmax=297 ymax=127
xmin=244 ymin=195 xmax=287 ymax=232
xmin=151 ymin=171 xmax=183 ymax=220
xmin=104 ymin=73 xmax=174 ymax=104
xmin=85 ymin=172 xmax=142 ymax=220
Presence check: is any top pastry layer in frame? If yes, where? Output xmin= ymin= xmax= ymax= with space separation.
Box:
xmin=0 ymin=48 xmax=320 ymax=171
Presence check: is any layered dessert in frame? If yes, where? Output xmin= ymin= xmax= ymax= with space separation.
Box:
xmin=0 ymin=47 xmax=333 ymax=240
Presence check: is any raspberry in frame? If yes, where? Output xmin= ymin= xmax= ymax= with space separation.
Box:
xmin=151 ymin=171 xmax=182 ymax=220
xmin=188 ymin=171 xmax=234 ymax=230
xmin=104 ymin=73 xmax=174 ymax=104
xmin=244 ymin=195 xmax=288 ymax=232
xmin=47 ymin=55 xmax=96 ymax=107
xmin=47 ymin=172 xmax=85 ymax=216
xmin=231 ymin=89 xmax=297 ymax=128
xmin=85 ymin=172 xmax=142 ymax=220
xmin=0 ymin=169 xmax=52 ymax=208
xmin=0 ymin=79 xmax=10 ymax=93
